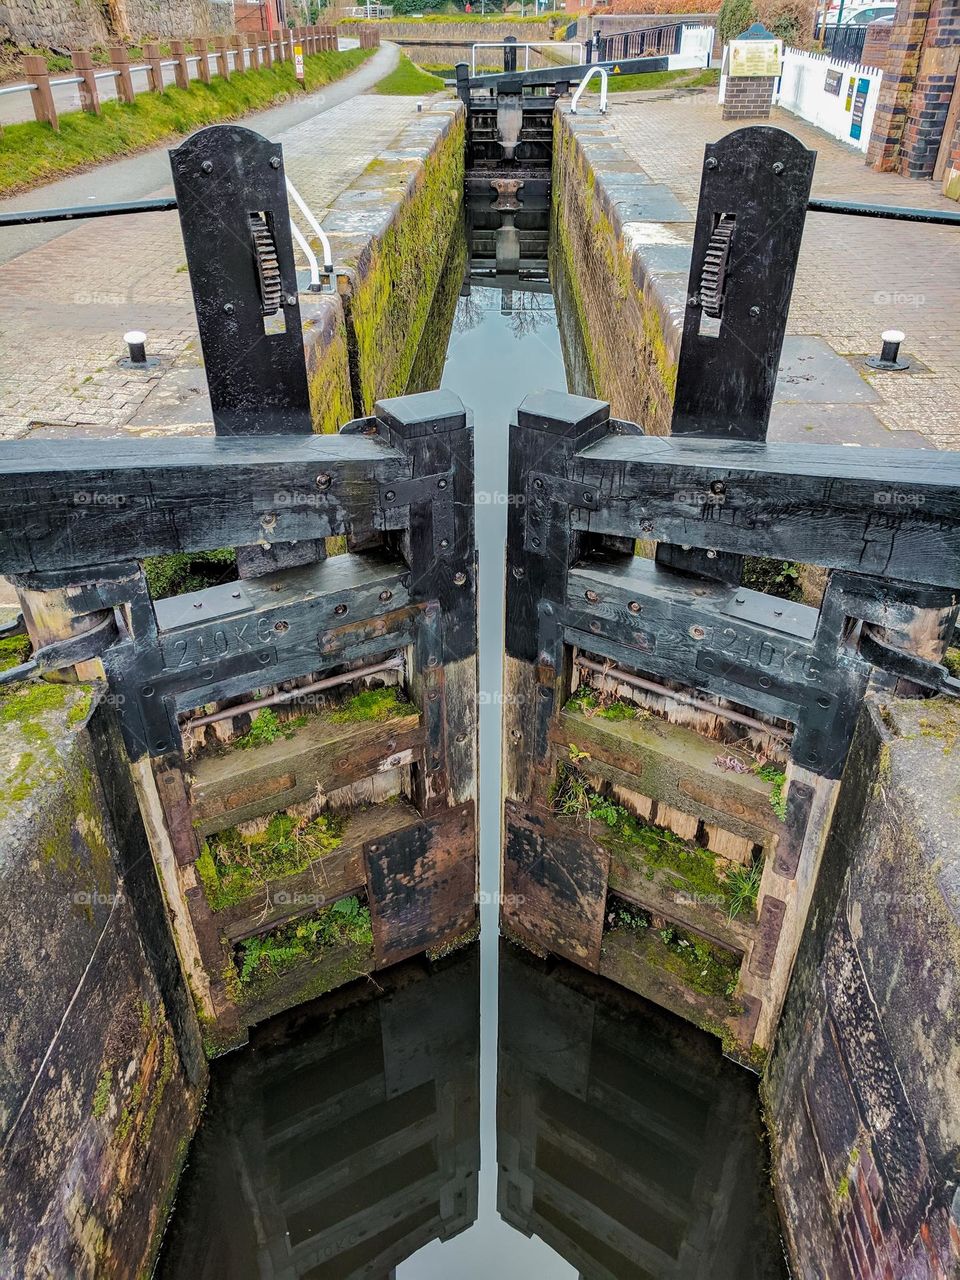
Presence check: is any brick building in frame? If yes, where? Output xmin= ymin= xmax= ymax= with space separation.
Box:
xmin=865 ymin=0 xmax=960 ymax=200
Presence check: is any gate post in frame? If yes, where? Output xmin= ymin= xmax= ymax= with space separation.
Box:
xmin=24 ymin=55 xmax=58 ymax=131
xmin=504 ymin=34 xmax=518 ymax=73
xmin=71 ymin=49 xmax=101 ymax=114
xmin=110 ymin=45 xmax=137 ymax=102
xmin=194 ymin=37 xmax=212 ymax=84
xmin=143 ymin=41 xmax=164 ymax=92
xmin=501 ymin=391 xmax=613 ymax=964
xmin=247 ymin=31 xmax=260 ymax=72
xmin=215 ymin=35 xmax=231 ymax=78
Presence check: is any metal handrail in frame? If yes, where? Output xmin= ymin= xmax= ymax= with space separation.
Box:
xmin=570 ymin=64 xmax=608 ymax=114
xmin=471 ymin=40 xmax=584 ymax=76
xmin=286 ymin=177 xmax=335 ymax=278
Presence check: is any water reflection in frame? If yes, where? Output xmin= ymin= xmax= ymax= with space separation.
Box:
xmin=157 ymin=948 xmax=480 ymax=1279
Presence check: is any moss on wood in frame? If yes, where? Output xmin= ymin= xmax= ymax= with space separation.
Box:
xmin=236 ymin=894 xmax=373 ymax=988
xmin=198 ymin=811 xmax=345 ymax=911
xmin=330 ymin=685 xmax=418 ymax=723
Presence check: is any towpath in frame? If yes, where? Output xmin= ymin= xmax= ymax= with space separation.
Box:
xmin=0 ymin=41 xmax=434 ymax=440
xmin=601 ymin=91 xmax=960 ymax=449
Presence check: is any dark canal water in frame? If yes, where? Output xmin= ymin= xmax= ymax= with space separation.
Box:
xmin=156 ymin=203 xmax=788 ymax=1280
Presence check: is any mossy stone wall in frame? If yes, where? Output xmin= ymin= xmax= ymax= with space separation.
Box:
xmin=551 ymin=108 xmax=695 ymax=435
xmin=0 ymin=689 xmax=205 ymax=1278
xmin=324 ymin=101 xmax=465 ymax=415
xmin=765 ymin=696 xmax=960 ymax=1277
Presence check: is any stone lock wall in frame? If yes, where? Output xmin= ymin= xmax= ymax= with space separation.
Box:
xmin=766 ymin=696 xmax=960 ymax=1278
xmin=0 ymin=683 xmax=206 ymax=1279
xmin=0 ymin=0 xmax=234 ymax=50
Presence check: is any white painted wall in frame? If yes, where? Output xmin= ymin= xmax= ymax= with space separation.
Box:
xmin=776 ymin=47 xmax=883 ymax=152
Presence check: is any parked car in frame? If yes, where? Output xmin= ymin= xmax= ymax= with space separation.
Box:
xmin=825 ymin=2 xmax=895 ymax=22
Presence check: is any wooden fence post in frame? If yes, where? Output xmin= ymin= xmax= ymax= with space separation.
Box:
xmin=261 ymin=29 xmax=272 ymax=67
xmin=233 ymin=33 xmax=246 ymax=73
xmin=194 ymin=37 xmax=211 ymax=84
xmin=70 ymin=49 xmax=101 ymax=114
xmin=170 ymin=39 xmax=191 ymax=90
xmin=276 ymin=28 xmax=287 ymax=61
xmin=215 ymin=35 xmax=231 ymax=78
xmin=110 ymin=45 xmax=136 ymax=103
xmin=247 ymin=31 xmax=260 ymax=71
xmin=143 ymin=42 xmax=164 ymax=92
xmin=23 ymin=55 xmax=58 ymax=130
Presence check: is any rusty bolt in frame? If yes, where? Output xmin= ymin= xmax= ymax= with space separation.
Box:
xmin=261 ymin=511 xmax=277 ymax=527
xmin=628 ymin=601 xmax=641 ymax=614
xmin=316 ymin=472 xmax=332 ymax=490
xmin=428 ymin=690 xmax=440 ymax=701
xmin=510 ymin=729 xmax=521 ymax=742
xmin=585 ymin=590 xmax=600 ymax=603
xmin=334 ymin=603 xmax=347 ymax=616
xmin=689 ymin=625 xmax=706 ymax=640
xmin=379 ymin=590 xmax=393 ymax=602
xmin=274 ymin=620 xmax=289 ymax=633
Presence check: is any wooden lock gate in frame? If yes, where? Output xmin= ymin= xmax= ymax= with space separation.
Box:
xmin=0 ymin=126 xmax=478 ymax=1050
xmin=499 ymin=127 xmax=960 ymax=1062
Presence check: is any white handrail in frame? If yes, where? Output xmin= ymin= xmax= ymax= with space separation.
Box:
xmin=570 ymin=65 xmax=608 ymax=114
xmin=285 ymin=177 xmax=334 ymax=290
xmin=289 ymin=218 xmax=321 ymax=292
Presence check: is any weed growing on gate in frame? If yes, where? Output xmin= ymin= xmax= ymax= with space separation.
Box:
xmin=0 ymin=48 xmax=375 ymax=197
xmin=236 ymin=895 xmax=372 ymax=985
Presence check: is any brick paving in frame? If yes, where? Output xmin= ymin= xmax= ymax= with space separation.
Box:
xmin=608 ymin=93 xmax=960 ymax=448
xmin=0 ymin=94 xmax=420 ymax=440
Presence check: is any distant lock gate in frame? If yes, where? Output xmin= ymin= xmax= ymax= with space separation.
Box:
xmin=1 ymin=122 xmax=958 ymax=1060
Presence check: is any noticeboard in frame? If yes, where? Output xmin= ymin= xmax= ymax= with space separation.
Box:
xmin=728 ymin=38 xmax=782 ymax=78
xmin=850 ymin=76 xmax=870 ymax=140
xmin=824 ymin=68 xmax=843 ymax=96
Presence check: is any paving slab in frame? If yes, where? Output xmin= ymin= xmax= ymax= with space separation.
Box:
xmin=602 ymin=93 xmax=960 ymax=449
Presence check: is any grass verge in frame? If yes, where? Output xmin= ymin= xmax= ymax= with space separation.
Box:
xmin=372 ymin=54 xmax=446 ymax=95
xmin=0 ymin=48 xmax=375 ymax=197
xmin=603 ymin=67 xmax=720 ymax=94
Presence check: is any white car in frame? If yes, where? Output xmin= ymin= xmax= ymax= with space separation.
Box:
xmin=826 ymin=3 xmax=895 ymax=23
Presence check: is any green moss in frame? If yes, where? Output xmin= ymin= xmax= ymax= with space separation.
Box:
xmin=306 ymin=316 xmax=353 ymax=435
xmin=331 ymin=685 xmax=418 ymax=723
xmin=199 ymin=810 xmax=345 ymax=911
xmin=374 ymin=54 xmax=446 ymax=95
xmin=567 ymin=688 xmax=647 ymax=722
xmin=234 ymin=707 xmax=308 ymax=749
xmin=143 ymin=548 xmax=237 ymax=599
xmin=92 ymin=1068 xmax=112 ymax=1119
xmin=557 ymin=770 xmax=758 ymax=916
xmin=0 ymin=49 xmax=376 ymax=197
xmin=237 ymin=895 xmax=373 ymax=987
xmin=944 ymin=647 xmax=960 ymax=678
xmin=349 ymin=113 xmax=464 ymax=412
xmin=606 ymin=902 xmax=741 ymax=1004
xmin=753 ymin=762 xmax=787 ymax=820
xmin=0 ymin=633 xmax=31 ymax=672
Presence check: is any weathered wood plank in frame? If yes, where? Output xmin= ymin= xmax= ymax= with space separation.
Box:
xmin=0 ymin=434 xmax=407 ymax=572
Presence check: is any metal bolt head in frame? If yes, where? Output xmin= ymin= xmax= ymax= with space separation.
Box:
xmin=772 ymin=161 xmax=785 ymax=175
xmin=710 ymin=479 xmax=726 ymax=495
xmin=627 ymin=601 xmax=641 ymax=614
xmin=274 ymin=620 xmax=289 ymax=633
xmin=284 ymin=294 xmax=297 ymax=306
xmin=334 ymin=603 xmax=347 ymax=616
xmin=200 ymin=160 xmax=213 ymax=174
xmin=269 ymin=156 xmax=281 ymax=169
xmin=316 ymin=472 xmax=332 ymax=490
xmin=438 ymin=478 xmax=448 ymax=489
xmin=378 ymin=590 xmax=393 ymax=602
xmin=385 ymin=490 xmax=396 ymax=501
xmin=749 ymin=306 xmax=761 ymax=319
xmin=689 ymin=624 xmax=706 ymax=640
xmin=454 ymin=571 xmax=467 ymax=586
xmin=705 ymin=156 xmax=718 ymax=170
xmin=585 ymin=590 xmax=600 ymax=603
xmin=223 ymin=302 xmax=234 ymax=314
